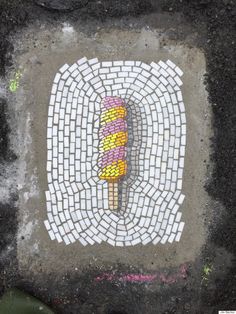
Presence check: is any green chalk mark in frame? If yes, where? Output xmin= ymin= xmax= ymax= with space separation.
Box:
xmin=9 ymin=70 xmax=22 ymax=92
xmin=201 ymin=263 xmax=213 ymax=286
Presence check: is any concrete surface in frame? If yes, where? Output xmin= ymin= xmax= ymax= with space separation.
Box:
xmin=8 ymin=19 xmax=212 ymax=274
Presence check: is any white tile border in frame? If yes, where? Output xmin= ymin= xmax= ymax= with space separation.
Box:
xmin=44 ymin=57 xmax=186 ymax=246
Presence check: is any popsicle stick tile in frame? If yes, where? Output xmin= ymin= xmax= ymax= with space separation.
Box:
xmin=44 ymin=57 xmax=186 ymax=246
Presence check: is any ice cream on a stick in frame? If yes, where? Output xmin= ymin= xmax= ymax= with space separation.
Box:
xmin=98 ymin=96 xmax=128 ymax=210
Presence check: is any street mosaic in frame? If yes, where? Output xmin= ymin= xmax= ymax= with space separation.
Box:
xmin=44 ymin=57 xmax=186 ymax=246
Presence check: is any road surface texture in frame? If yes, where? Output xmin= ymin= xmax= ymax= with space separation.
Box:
xmin=0 ymin=1 xmax=235 ymax=314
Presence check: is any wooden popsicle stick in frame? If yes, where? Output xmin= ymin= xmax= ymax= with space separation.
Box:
xmin=108 ymin=181 xmax=118 ymax=210
xmin=108 ymin=182 xmax=114 ymax=209
xmin=113 ymin=182 xmax=118 ymax=209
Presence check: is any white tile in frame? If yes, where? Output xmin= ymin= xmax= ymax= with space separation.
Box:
xmin=160 ymin=68 xmax=168 ymax=77
xmin=166 ymin=67 xmax=176 ymax=77
xmin=166 ymin=59 xmax=176 ymax=69
xmin=168 ymin=233 xmax=176 ymax=243
xmin=63 ymin=222 xmax=70 ymax=233
xmin=68 ymin=233 xmax=76 ymax=243
xmin=88 ymin=58 xmax=98 ymax=65
xmin=178 ymin=221 xmax=185 ymax=233
xmin=92 ymin=63 xmax=100 ymax=71
xmin=61 ymin=71 xmax=70 ymax=80
xmin=113 ymin=61 xmax=123 ymax=66
xmin=124 ymin=61 xmax=135 ymax=66
xmin=141 ymin=63 xmax=151 ymax=71
xmin=150 ymin=61 xmax=160 ymax=71
xmin=68 ymin=220 xmax=74 ymax=230
xmin=179 ymin=102 xmax=185 ymax=113
xmin=79 ymin=237 xmax=88 ymax=246
xmin=54 ymin=215 xmax=61 ymax=225
xmin=78 ymin=63 xmax=89 ymax=73
xmin=175 ymin=66 xmax=183 ymax=76
xmin=103 ymin=79 xmax=113 ymax=85
xmin=115 ymin=77 xmax=126 ymax=84
xmin=44 ymin=220 xmax=51 ymax=230
xmin=59 ymin=212 xmax=66 ymax=223
xmin=142 ymin=236 xmax=152 ymax=245
xmin=174 ymin=75 xmax=183 ymax=86
xmin=72 ymin=229 xmax=80 ymax=239
xmin=63 ymin=235 xmax=70 ymax=245
xmin=54 ymin=73 xmax=61 ymax=84
xmin=55 ymin=233 xmax=63 ymax=243
xmin=102 ymin=61 xmax=112 ymax=67
xmin=180 ymin=146 xmax=185 ymax=157
xmin=166 ymin=224 xmax=172 ymax=235
xmin=176 ymin=212 xmax=182 ymax=222
xmin=110 ymin=67 xmax=120 ymax=73
xmin=47 ymin=213 xmax=54 ymax=223
xmin=98 ymin=233 xmax=108 ymax=241
xmin=86 ymin=236 xmax=95 ymax=245
xmin=59 ymin=63 xmax=69 ymax=73
xmin=175 ymin=231 xmax=182 ymax=242
xmin=77 ymin=57 xmax=87 ymax=65
xmin=160 ymin=76 xmax=168 ymax=86
xmin=178 ymin=194 xmax=185 ymax=205
xmin=172 ymin=222 xmax=178 ymax=233
xmin=118 ymin=72 xmax=128 ymax=78
xmin=121 ymin=66 xmax=132 ymax=72
xmin=177 ymin=90 xmax=183 ymax=101
xmin=71 ymin=69 xmax=79 ymax=78
xmin=159 ymin=60 xmax=168 ymax=69
xmin=48 ymin=230 xmax=56 ymax=240
xmin=115 ymin=241 xmax=124 ymax=247
xmin=160 ymin=235 xmax=168 ymax=244
xmin=106 ymin=73 xmax=117 ymax=79
xmin=107 ymin=239 xmax=116 ymax=246
xmin=58 ymin=80 xmax=66 ymax=92
xmin=131 ymin=238 xmax=141 ymax=245
xmin=92 ymin=235 xmax=102 ymax=244
xmin=51 ymin=84 xmax=57 ymax=95
xmin=82 ymin=67 xmax=91 ymax=76
xmin=68 ymin=63 xmax=78 ymax=73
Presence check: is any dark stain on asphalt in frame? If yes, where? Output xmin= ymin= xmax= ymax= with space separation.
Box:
xmin=0 ymin=0 xmax=235 ymax=313
xmin=0 ymin=98 xmax=17 ymax=162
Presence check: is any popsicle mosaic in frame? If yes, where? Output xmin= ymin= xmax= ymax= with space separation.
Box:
xmin=44 ymin=57 xmax=186 ymax=246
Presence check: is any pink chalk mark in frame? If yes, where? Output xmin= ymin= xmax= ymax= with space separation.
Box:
xmin=95 ymin=273 xmax=114 ymax=282
xmin=95 ymin=263 xmax=188 ymax=284
xmin=122 ymin=274 xmax=157 ymax=282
